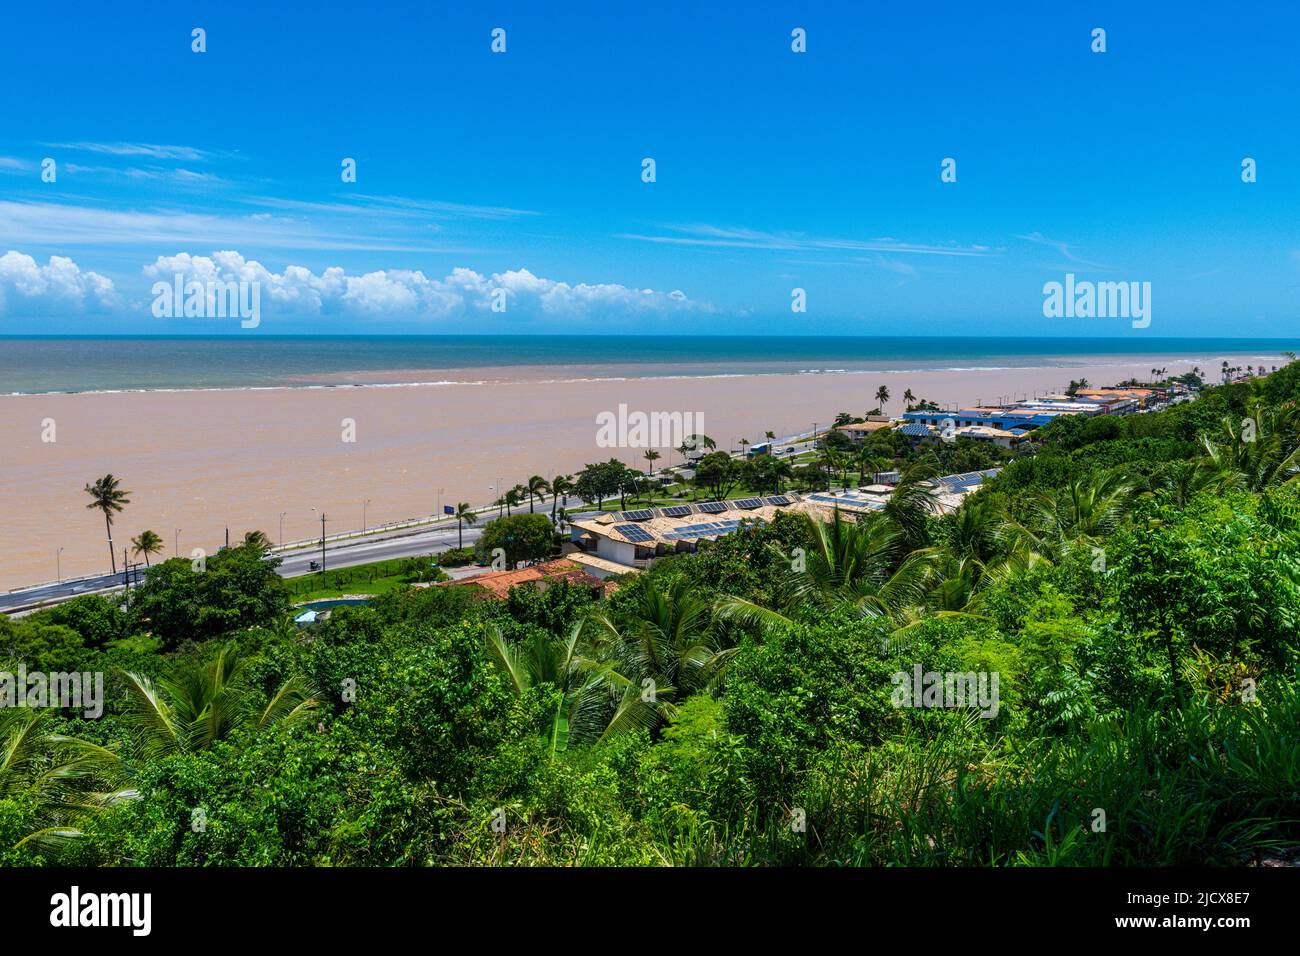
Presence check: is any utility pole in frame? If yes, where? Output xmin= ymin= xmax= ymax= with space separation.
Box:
xmin=174 ymin=528 xmax=181 ymax=556
xmin=57 ymin=547 xmax=64 ymax=583
xmin=279 ymin=512 xmax=286 ymax=547
xmin=312 ymin=508 xmax=328 ymax=571
xmin=363 ymin=498 xmax=371 ymax=533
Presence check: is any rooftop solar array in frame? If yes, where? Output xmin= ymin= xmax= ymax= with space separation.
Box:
xmin=613 ymin=523 xmax=655 ymax=543
xmin=660 ymin=505 xmax=693 ymax=518
xmin=662 ymin=518 xmax=762 ymax=541
xmin=807 ymin=494 xmax=884 ymax=510
xmin=764 ymin=495 xmax=792 ymax=506
xmin=731 ymin=497 xmax=764 ymax=509
xmin=621 ymin=509 xmax=655 ymax=521
xmin=697 ymin=501 xmax=727 ymax=514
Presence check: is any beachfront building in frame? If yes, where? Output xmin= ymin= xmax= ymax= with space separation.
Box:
xmin=900 ymin=408 xmax=1070 ymax=431
xmin=565 ymin=471 xmax=1000 ymax=570
xmin=440 ymin=558 xmax=611 ymax=599
xmin=833 ymin=416 xmax=894 ymax=444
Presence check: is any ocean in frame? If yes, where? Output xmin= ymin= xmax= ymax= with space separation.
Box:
xmin=2 ymin=335 xmax=1296 ymax=394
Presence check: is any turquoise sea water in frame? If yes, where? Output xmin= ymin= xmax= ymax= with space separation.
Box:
xmin=1 ymin=335 xmax=1296 ymax=394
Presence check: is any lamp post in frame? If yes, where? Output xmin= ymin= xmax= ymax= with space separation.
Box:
xmin=279 ymin=512 xmax=286 ymax=547
xmin=174 ymin=529 xmax=181 ymax=556
xmin=363 ymin=498 xmax=371 ymax=533
xmin=57 ymin=547 xmax=64 ymax=583
xmin=311 ymin=508 xmax=327 ymax=571
xmin=436 ymin=487 xmax=444 ymax=519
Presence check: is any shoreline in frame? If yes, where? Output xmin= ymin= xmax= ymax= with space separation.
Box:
xmin=2 ymin=349 xmax=1289 ymax=397
xmin=0 ymin=351 xmax=1276 ymax=592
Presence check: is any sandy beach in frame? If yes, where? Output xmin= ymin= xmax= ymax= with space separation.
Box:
xmin=0 ymin=353 xmax=1279 ymax=591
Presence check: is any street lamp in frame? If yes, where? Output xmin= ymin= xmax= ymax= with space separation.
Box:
xmin=363 ymin=498 xmax=371 ymax=533
xmin=436 ymin=487 xmax=445 ymax=519
xmin=57 ymin=547 xmax=64 ymax=583
xmin=174 ymin=529 xmax=181 ymax=555
xmin=311 ymin=508 xmax=327 ymax=571
xmin=279 ymin=511 xmax=287 ymax=547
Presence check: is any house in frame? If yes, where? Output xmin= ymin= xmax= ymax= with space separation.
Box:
xmin=833 ymin=416 xmax=893 ymax=444
xmin=440 ymin=558 xmax=609 ymax=599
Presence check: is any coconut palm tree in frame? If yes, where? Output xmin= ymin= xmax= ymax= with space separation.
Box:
xmin=903 ymin=388 xmax=916 ymax=410
xmin=525 ymin=475 xmax=550 ymax=513
xmin=996 ymin=469 xmax=1136 ymax=563
xmin=505 ymin=486 xmax=525 ymax=515
xmin=241 ymin=529 xmax=271 ymax=551
xmin=875 ymin=385 xmax=891 ymax=414
xmin=118 ymin=644 xmax=317 ymax=760
xmin=586 ymin=576 xmax=735 ymax=698
xmin=643 ymin=450 xmax=661 ymax=475
xmin=454 ymin=502 xmax=476 ymax=549
xmin=549 ymin=474 xmax=574 ymax=524
xmin=130 ymin=529 xmax=164 ymax=566
xmin=484 ymin=621 xmax=661 ymax=754
xmin=717 ymin=510 xmax=937 ymax=631
xmin=1201 ymin=403 xmax=1300 ymax=490
xmin=0 ymin=709 xmax=132 ymax=851
xmin=84 ymin=474 xmax=131 ymax=573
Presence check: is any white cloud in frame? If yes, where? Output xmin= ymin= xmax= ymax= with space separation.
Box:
xmin=141 ymin=251 xmax=707 ymax=323
xmin=0 ymin=251 xmax=117 ymax=313
xmin=621 ymin=223 xmax=996 ymax=257
xmin=44 ymin=142 xmax=211 ymax=161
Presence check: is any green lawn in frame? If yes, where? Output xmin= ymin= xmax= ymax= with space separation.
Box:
xmin=285 ymin=554 xmax=444 ymax=602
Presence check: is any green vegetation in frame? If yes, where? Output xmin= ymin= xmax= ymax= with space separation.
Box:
xmin=4 ymin=364 xmax=1300 ymax=867
xmin=284 ymin=555 xmax=448 ymax=602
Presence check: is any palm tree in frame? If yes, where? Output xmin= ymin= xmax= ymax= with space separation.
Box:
xmin=454 ymin=502 xmax=476 ymax=549
xmin=130 ymin=529 xmax=164 ymax=566
xmin=241 ymin=529 xmax=271 ymax=551
xmin=717 ymin=510 xmax=936 ymax=630
xmin=118 ymin=644 xmax=317 ymax=760
xmin=0 ymin=709 xmax=131 ymax=851
xmin=1201 ymin=403 xmax=1300 ymax=490
xmin=644 ymin=450 xmax=661 ymax=475
xmin=549 ymin=474 xmax=574 ymax=524
xmin=738 ymin=438 xmax=750 ymax=458
xmin=997 ymin=469 xmax=1137 ymax=563
xmin=902 ymin=388 xmax=916 ymax=410
xmin=875 ymin=385 xmax=891 ymax=415
xmin=84 ymin=474 xmax=131 ymax=573
xmin=484 ymin=621 xmax=661 ymax=753
xmin=525 ymin=475 xmax=550 ymax=513
xmin=586 ymin=576 xmax=735 ymax=698
xmin=505 ymin=486 xmax=525 ymax=515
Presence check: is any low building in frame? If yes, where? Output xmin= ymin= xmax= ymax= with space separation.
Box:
xmin=441 ymin=558 xmax=609 ymax=599
xmin=833 ymin=416 xmax=893 ymax=444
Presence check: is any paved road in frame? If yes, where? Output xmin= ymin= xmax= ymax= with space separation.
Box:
xmin=0 ymin=496 xmax=594 ymax=615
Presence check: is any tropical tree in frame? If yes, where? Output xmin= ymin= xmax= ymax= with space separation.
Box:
xmin=484 ymin=621 xmax=660 ymax=753
xmin=643 ymin=450 xmax=661 ymax=475
xmin=586 ymin=575 xmax=735 ymax=698
xmin=1200 ymin=403 xmax=1300 ymax=491
xmin=130 ymin=529 xmax=164 ymax=566
xmin=454 ymin=502 xmax=476 ymax=549
xmin=903 ymin=388 xmax=916 ymax=409
xmin=549 ymin=474 xmax=574 ymax=524
xmin=0 ymin=709 xmax=132 ymax=852
xmin=997 ymin=469 xmax=1137 ymax=563
xmin=241 ymin=529 xmax=271 ymax=552
xmin=505 ymin=486 xmax=525 ymax=515
xmin=84 ymin=474 xmax=131 ymax=573
xmin=875 ymin=385 xmax=891 ymax=414
xmin=118 ymin=644 xmax=317 ymax=760
xmin=525 ymin=475 xmax=550 ymax=513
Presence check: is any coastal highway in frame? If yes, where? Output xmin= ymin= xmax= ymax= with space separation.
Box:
xmin=0 ymin=495 xmax=601 ymax=615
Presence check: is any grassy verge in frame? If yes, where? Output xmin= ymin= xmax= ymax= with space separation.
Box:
xmin=285 ymin=554 xmax=445 ymax=602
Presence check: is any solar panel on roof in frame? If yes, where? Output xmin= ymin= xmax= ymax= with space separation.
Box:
xmin=698 ymin=501 xmax=727 ymax=514
xmin=621 ymin=509 xmax=654 ymax=521
xmin=731 ymin=497 xmax=763 ymax=509
xmin=764 ymin=495 xmax=792 ymax=506
xmin=661 ymin=505 xmax=693 ymax=518
xmin=614 ymin=523 xmax=654 ymax=543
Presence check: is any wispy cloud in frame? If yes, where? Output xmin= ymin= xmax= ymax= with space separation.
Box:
xmin=44 ymin=141 xmax=213 ymax=161
xmin=1017 ymin=231 xmax=1109 ymax=269
xmin=620 ymin=223 xmax=995 ymax=257
xmin=0 ymin=200 xmax=470 ymax=253
xmin=246 ymin=194 xmax=538 ymax=221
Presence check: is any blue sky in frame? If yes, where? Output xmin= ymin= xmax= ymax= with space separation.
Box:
xmin=1 ymin=0 xmax=1298 ymax=335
